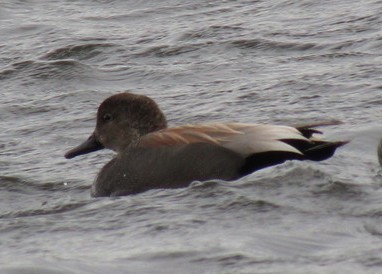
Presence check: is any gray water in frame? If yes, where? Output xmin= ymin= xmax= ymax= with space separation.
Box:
xmin=1 ymin=1 xmax=382 ymax=273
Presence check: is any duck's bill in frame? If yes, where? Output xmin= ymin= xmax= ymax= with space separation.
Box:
xmin=65 ymin=133 xmax=104 ymax=159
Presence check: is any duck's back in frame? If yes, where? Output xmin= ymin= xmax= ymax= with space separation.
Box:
xmin=92 ymin=143 xmax=244 ymax=197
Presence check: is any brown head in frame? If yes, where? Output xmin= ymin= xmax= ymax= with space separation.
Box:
xmin=65 ymin=92 xmax=167 ymax=159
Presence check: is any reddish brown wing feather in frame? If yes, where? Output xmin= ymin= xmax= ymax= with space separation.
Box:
xmin=138 ymin=123 xmax=247 ymax=147
xmin=137 ymin=123 xmax=308 ymax=157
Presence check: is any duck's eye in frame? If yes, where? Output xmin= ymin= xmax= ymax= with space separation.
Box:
xmin=103 ymin=113 xmax=113 ymax=122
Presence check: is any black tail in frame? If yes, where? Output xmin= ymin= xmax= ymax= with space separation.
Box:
xmin=280 ymin=139 xmax=349 ymax=161
xmin=239 ymin=122 xmax=348 ymax=176
xmin=240 ymin=140 xmax=347 ymax=176
xmin=303 ymin=140 xmax=348 ymax=161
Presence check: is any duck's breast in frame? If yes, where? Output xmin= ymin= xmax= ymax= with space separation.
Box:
xmin=92 ymin=143 xmax=244 ymax=197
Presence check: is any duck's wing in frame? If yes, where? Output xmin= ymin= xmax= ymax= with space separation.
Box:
xmin=138 ymin=123 xmax=310 ymax=157
xmin=139 ymin=122 xmax=347 ymax=177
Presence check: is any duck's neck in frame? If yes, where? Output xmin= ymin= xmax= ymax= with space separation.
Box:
xmin=116 ymin=132 xmax=150 ymax=154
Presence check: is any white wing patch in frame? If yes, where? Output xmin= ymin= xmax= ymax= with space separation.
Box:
xmin=221 ymin=124 xmax=308 ymax=156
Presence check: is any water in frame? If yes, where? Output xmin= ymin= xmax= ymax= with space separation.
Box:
xmin=1 ymin=0 xmax=382 ymax=273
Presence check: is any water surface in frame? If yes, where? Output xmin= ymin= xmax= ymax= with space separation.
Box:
xmin=1 ymin=1 xmax=382 ymax=273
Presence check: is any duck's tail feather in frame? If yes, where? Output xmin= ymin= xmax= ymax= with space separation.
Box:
xmin=240 ymin=140 xmax=348 ymax=176
xmin=294 ymin=120 xmax=343 ymax=138
xmin=303 ymin=140 xmax=349 ymax=161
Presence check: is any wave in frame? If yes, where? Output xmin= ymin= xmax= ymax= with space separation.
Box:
xmin=42 ymin=43 xmax=116 ymax=61
xmin=0 ymin=59 xmax=94 ymax=82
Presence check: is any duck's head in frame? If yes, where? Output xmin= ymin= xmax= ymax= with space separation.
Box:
xmin=65 ymin=92 xmax=167 ymax=159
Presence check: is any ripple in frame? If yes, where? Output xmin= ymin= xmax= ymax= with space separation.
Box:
xmin=229 ymin=38 xmax=320 ymax=51
xmin=216 ymin=195 xmax=281 ymax=212
xmin=0 ymin=176 xmax=87 ymax=194
xmin=1 ymin=265 xmax=71 ymax=274
xmin=133 ymin=37 xmax=321 ymax=59
xmin=192 ymin=252 xmax=255 ymax=267
xmin=0 ymin=201 xmax=88 ymax=219
xmin=42 ymin=43 xmax=116 ymax=61
xmin=0 ymin=59 xmax=94 ymax=81
xmin=177 ymin=24 xmax=246 ymax=41
xmin=378 ymin=138 xmax=382 ymax=166
xmin=313 ymin=179 xmax=368 ymax=197
xmin=133 ymin=43 xmax=201 ymax=58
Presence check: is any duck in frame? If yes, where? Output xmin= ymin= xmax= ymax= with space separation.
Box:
xmin=65 ymin=92 xmax=348 ymax=197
